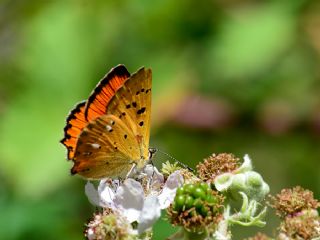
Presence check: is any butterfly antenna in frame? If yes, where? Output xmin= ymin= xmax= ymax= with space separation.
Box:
xmin=150 ymin=147 xmax=194 ymax=172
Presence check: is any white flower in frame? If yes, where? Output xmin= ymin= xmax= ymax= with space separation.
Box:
xmin=85 ymin=165 xmax=184 ymax=234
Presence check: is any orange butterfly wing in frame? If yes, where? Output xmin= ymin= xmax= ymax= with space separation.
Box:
xmin=71 ymin=115 xmax=141 ymax=179
xmin=61 ymin=101 xmax=87 ymax=160
xmin=106 ymin=67 xmax=152 ymax=160
xmin=61 ymin=65 xmax=130 ymax=160
xmin=85 ymin=65 xmax=130 ymax=122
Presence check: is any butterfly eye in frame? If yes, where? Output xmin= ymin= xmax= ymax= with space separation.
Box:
xmin=148 ymin=148 xmax=157 ymax=159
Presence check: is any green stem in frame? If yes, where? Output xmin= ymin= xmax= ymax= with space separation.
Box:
xmin=167 ymin=228 xmax=209 ymax=240
xmin=214 ymin=219 xmax=231 ymax=240
xmin=183 ymin=229 xmax=208 ymax=240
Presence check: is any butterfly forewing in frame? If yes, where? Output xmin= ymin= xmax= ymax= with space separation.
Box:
xmin=72 ymin=115 xmax=141 ymax=179
xmin=85 ymin=65 xmax=130 ymax=122
xmin=107 ymin=67 xmax=152 ymax=160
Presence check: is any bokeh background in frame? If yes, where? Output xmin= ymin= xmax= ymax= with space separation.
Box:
xmin=1 ymin=0 xmax=320 ymax=239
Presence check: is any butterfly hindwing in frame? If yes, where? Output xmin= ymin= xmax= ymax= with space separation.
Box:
xmin=61 ymin=101 xmax=87 ymax=160
xmin=71 ymin=115 xmax=141 ymax=179
xmin=107 ymin=67 xmax=152 ymax=160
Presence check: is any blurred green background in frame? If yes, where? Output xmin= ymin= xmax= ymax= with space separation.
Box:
xmin=0 ymin=0 xmax=320 ymax=239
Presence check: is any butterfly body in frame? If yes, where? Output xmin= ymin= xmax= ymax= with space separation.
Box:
xmin=61 ymin=65 xmax=152 ymax=179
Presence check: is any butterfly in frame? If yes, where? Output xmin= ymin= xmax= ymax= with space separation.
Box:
xmin=61 ymin=65 xmax=152 ymax=179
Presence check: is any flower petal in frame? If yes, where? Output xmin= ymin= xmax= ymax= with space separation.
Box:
xmin=85 ymin=181 xmax=100 ymax=206
xmin=115 ymin=179 xmax=144 ymax=222
xmin=158 ymin=171 xmax=184 ymax=209
xmin=98 ymin=179 xmax=116 ymax=208
xmin=138 ymin=195 xmax=161 ymax=234
xmin=86 ymin=228 xmax=96 ymax=240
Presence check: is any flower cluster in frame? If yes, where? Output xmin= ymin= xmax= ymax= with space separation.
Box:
xmin=82 ymin=153 xmax=273 ymax=240
xmin=85 ymin=164 xmax=183 ymax=239
xmin=85 ymin=208 xmax=136 ymax=240
xmin=269 ymin=186 xmax=319 ymax=218
xmin=269 ymin=186 xmax=320 ymax=240
xmin=168 ymin=182 xmax=224 ymax=232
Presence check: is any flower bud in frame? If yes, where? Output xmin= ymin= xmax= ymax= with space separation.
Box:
xmin=213 ymin=155 xmax=269 ymax=202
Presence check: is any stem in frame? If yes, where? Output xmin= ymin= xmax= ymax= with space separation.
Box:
xmin=183 ymin=229 xmax=208 ymax=240
xmin=214 ymin=219 xmax=231 ymax=240
xmin=167 ymin=228 xmax=209 ymax=240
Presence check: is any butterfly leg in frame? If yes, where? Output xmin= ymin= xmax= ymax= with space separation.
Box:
xmin=126 ymin=163 xmax=137 ymax=179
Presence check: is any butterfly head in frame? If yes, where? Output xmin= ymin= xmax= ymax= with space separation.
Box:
xmin=148 ymin=147 xmax=157 ymax=160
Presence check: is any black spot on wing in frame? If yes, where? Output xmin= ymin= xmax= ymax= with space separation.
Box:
xmin=137 ymin=107 xmax=146 ymax=115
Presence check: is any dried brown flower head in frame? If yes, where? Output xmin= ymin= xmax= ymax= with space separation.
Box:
xmin=279 ymin=213 xmax=320 ymax=240
xmin=245 ymin=232 xmax=271 ymax=240
xmin=179 ymin=168 xmax=200 ymax=184
xmin=197 ymin=153 xmax=240 ymax=183
xmin=269 ymin=186 xmax=319 ymax=218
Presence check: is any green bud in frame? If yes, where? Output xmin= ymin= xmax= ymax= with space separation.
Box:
xmin=246 ymin=171 xmax=263 ymax=187
xmin=175 ymin=195 xmax=186 ymax=211
xmin=185 ymin=195 xmax=194 ymax=209
xmin=199 ymin=205 xmax=208 ymax=216
xmin=214 ymin=173 xmax=233 ymax=192
xmin=206 ymin=194 xmax=218 ymax=205
xmin=200 ymin=182 xmax=210 ymax=192
xmin=176 ymin=186 xmax=185 ymax=196
xmin=194 ymin=199 xmax=203 ymax=210
xmin=184 ymin=184 xmax=196 ymax=194
xmin=193 ymin=187 xmax=206 ymax=200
